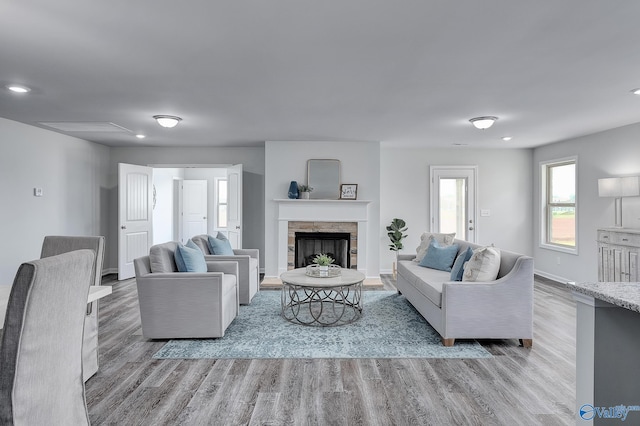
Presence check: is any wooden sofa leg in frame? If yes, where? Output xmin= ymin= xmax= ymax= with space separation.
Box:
xmin=520 ymin=339 xmax=533 ymax=348
xmin=442 ymin=338 xmax=455 ymax=347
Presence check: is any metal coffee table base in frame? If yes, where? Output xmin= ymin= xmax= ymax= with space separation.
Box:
xmin=281 ymin=282 xmax=362 ymax=326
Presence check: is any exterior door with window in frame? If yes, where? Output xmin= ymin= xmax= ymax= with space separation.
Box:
xmin=430 ymin=166 xmax=477 ymax=243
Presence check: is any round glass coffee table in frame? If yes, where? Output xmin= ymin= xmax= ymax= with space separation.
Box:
xmin=280 ymin=267 xmax=365 ymax=326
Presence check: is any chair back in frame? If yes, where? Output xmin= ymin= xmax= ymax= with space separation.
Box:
xmin=0 ymin=250 xmax=94 ymax=425
xmin=41 ymin=235 xmax=105 ymax=286
xmin=191 ymin=235 xmax=212 ymax=255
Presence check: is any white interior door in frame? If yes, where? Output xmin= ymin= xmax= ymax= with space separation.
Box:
xmin=118 ymin=163 xmax=153 ymax=280
xmin=181 ymin=180 xmax=208 ymax=242
xmin=226 ymin=164 xmax=243 ymax=249
xmin=430 ymin=166 xmax=477 ymax=243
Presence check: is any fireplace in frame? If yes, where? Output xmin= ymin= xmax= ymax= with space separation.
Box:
xmin=273 ymin=199 xmax=373 ymax=279
xmin=287 ymin=221 xmax=357 ymax=270
xmin=295 ymin=232 xmax=351 ymax=268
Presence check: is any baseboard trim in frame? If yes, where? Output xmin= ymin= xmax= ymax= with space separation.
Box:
xmin=102 ymin=267 xmax=117 ymax=276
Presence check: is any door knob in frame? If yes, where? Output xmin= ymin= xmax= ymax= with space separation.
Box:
xmin=236 ymin=226 xmax=241 ymax=229
xmin=121 ymin=226 xmax=126 ymax=230
xmin=203 ymin=217 xmax=207 ymax=219
xmin=468 ymin=227 xmax=474 ymax=231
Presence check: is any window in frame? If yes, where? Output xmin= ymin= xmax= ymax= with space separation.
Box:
xmin=215 ymin=178 xmax=228 ymax=229
xmin=541 ymin=158 xmax=577 ymax=253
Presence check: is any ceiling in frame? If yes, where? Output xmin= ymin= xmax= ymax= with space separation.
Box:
xmin=2 ymin=1 xmax=640 ymax=149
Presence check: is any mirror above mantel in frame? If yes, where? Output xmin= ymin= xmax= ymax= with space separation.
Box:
xmin=307 ymin=159 xmax=341 ymax=199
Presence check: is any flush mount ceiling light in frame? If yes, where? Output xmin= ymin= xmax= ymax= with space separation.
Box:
xmin=135 ymin=134 xmax=146 ymax=139
xmin=6 ymin=84 xmax=31 ymax=93
xmin=469 ymin=116 xmax=498 ymax=130
xmin=153 ymin=115 xmax=182 ymax=128
xmin=631 ymin=88 xmax=640 ymax=95
xmin=502 ymin=136 xmax=513 ymax=141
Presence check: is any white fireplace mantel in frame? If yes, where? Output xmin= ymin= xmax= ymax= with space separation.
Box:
xmin=275 ymin=199 xmax=372 ymax=276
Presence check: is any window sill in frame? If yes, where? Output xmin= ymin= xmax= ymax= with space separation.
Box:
xmin=539 ymin=243 xmax=578 ymax=256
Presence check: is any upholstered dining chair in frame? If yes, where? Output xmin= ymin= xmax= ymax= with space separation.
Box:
xmin=0 ymin=250 xmax=95 ymax=426
xmin=134 ymin=241 xmax=239 ymax=339
xmin=191 ymin=234 xmax=260 ymax=305
xmin=40 ymin=235 xmax=105 ymax=382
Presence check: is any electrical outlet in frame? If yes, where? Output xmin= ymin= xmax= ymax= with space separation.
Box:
xmin=33 ymin=188 xmax=43 ymax=197
xmin=480 ymin=209 xmax=491 ymax=217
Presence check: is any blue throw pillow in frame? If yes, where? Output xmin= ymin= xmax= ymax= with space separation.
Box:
xmin=450 ymin=246 xmax=474 ymax=281
xmin=174 ymin=241 xmax=207 ymax=272
xmin=208 ymin=235 xmax=235 ymax=256
xmin=419 ymin=239 xmax=459 ymax=272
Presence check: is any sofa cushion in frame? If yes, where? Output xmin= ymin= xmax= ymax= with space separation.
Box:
xmin=207 ymin=235 xmax=235 ymax=256
xmin=398 ymin=260 xmax=450 ymax=307
xmin=415 ymin=232 xmax=456 ymax=263
xmin=450 ymin=246 xmax=474 ymax=281
xmin=418 ymin=239 xmax=459 ymax=272
xmin=149 ymin=242 xmax=179 ymax=273
xmin=462 ymin=246 xmax=501 ymax=282
xmin=175 ymin=240 xmax=207 ymax=273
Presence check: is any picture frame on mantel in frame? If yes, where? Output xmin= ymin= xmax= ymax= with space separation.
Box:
xmin=340 ymin=184 xmax=358 ymax=200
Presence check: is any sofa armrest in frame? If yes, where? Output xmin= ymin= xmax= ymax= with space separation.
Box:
xmin=397 ymin=254 xmax=416 ymax=261
xmin=441 ymin=256 xmax=534 ymax=338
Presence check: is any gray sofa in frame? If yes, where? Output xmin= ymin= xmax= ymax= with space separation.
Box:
xmin=396 ymin=239 xmax=534 ymax=347
xmin=134 ymin=242 xmax=239 ymax=339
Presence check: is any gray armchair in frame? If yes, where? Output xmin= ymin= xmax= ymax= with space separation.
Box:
xmin=40 ymin=235 xmax=105 ymax=382
xmin=134 ymin=242 xmax=239 ymax=339
xmin=192 ymin=234 xmax=259 ymax=305
xmin=0 ymin=250 xmax=95 ymax=426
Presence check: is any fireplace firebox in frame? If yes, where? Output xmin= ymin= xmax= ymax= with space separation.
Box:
xmin=294 ymin=232 xmax=350 ymax=268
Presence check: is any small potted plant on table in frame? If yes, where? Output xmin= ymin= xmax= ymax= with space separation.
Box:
xmin=313 ymin=253 xmax=335 ymax=277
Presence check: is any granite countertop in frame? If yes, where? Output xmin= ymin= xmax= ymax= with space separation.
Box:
xmin=565 ymin=281 xmax=640 ymax=313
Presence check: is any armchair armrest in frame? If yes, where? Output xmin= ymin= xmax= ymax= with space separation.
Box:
xmin=207 ymin=260 xmax=239 ymax=278
xmin=233 ymin=249 xmax=259 ymax=260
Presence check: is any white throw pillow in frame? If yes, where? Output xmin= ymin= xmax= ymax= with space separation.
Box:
xmin=414 ymin=232 xmax=456 ymax=263
xmin=462 ymin=246 xmax=501 ymax=281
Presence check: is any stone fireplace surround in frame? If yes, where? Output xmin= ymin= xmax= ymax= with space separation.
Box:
xmin=274 ymin=199 xmax=372 ymax=278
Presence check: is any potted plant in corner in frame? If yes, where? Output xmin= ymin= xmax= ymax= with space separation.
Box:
xmin=313 ymin=253 xmax=334 ymax=277
xmin=387 ymin=218 xmax=408 ymax=280
xmin=297 ymin=184 xmax=313 ymax=199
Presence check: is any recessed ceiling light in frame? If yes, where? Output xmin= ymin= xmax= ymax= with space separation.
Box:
xmin=6 ymin=84 xmax=31 ymax=93
xmin=153 ymin=115 xmax=182 ymax=128
xmin=502 ymin=136 xmax=513 ymax=141
xmin=631 ymin=88 xmax=640 ymax=95
xmin=135 ymin=134 xmax=146 ymax=139
xmin=469 ymin=116 xmax=498 ymax=130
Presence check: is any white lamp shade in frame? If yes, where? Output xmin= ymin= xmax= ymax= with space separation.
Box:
xmin=621 ymin=176 xmax=640 ymax=197
xmin=599 ymin=176 xmax=640 ymax=197
xmin=598 ymin=177 xmax=622 ymax=197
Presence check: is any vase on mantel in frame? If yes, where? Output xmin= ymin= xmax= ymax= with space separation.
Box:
xmin=287 ymin=181 xmax=299 ymax=199
xmin=299 ymin=191 xmax=310 ymax=199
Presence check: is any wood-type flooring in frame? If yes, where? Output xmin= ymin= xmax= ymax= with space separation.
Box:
xmin=85 ymin=275 xmax=576 ymax=425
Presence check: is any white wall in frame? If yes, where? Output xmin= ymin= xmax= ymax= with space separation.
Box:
xmin=264 ymin=141 xmax=381 ymax=278
xmin=108 ymin=147 xmax=265 ymax=272
xmin=0 ymin=118 xmax=110 ymax=285
xmin=152 ymin=167 xmax=184 ymax=244
xmin=533 ymin=122 xmax=640 ymax=283
xmin=380 ymin=146 xmax=534 ymax=272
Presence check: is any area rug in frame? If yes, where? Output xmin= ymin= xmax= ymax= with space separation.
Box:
xmin=153 ymin=291 xmax=492 ymax=359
